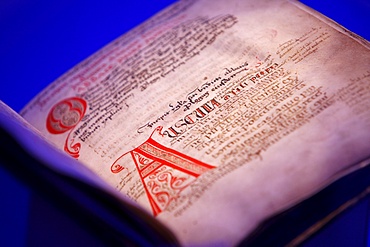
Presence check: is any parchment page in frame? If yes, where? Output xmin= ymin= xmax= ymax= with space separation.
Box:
xmin=21 ymin=0 xmax=370 ymax=245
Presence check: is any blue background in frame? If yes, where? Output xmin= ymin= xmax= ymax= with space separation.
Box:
xmin=0 ymin=0 xmax=369 ymax=246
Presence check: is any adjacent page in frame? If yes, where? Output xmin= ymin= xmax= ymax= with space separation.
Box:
xmin=20 ymin=0 xmax=370 ymax=245
xmin=0 ymin=101 xmax=179 ymax=246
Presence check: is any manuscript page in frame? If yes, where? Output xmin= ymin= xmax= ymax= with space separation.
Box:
xmin=21 ymin=0 xmax=370 ymax=245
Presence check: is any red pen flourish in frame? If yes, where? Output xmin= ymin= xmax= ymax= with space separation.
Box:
xmin=46 ymin=97 xmax=87 ymax=158
xmin=111 ymin=127 xmax=215 ymax=216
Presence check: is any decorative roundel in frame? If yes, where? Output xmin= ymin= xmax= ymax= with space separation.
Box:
xmin=46 ymin=97 xmax=87 ymax=134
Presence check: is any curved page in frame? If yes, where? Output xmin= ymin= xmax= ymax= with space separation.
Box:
xmin=21 ymin=0 xmax=370 ymax=245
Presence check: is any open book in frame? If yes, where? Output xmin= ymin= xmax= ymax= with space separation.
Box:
xmin=1 ymin=0 xmax=370 ymax=245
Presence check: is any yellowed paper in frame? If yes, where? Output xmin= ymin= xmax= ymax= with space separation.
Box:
xmin=21 ymin=0 xmax=370 ymax=245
